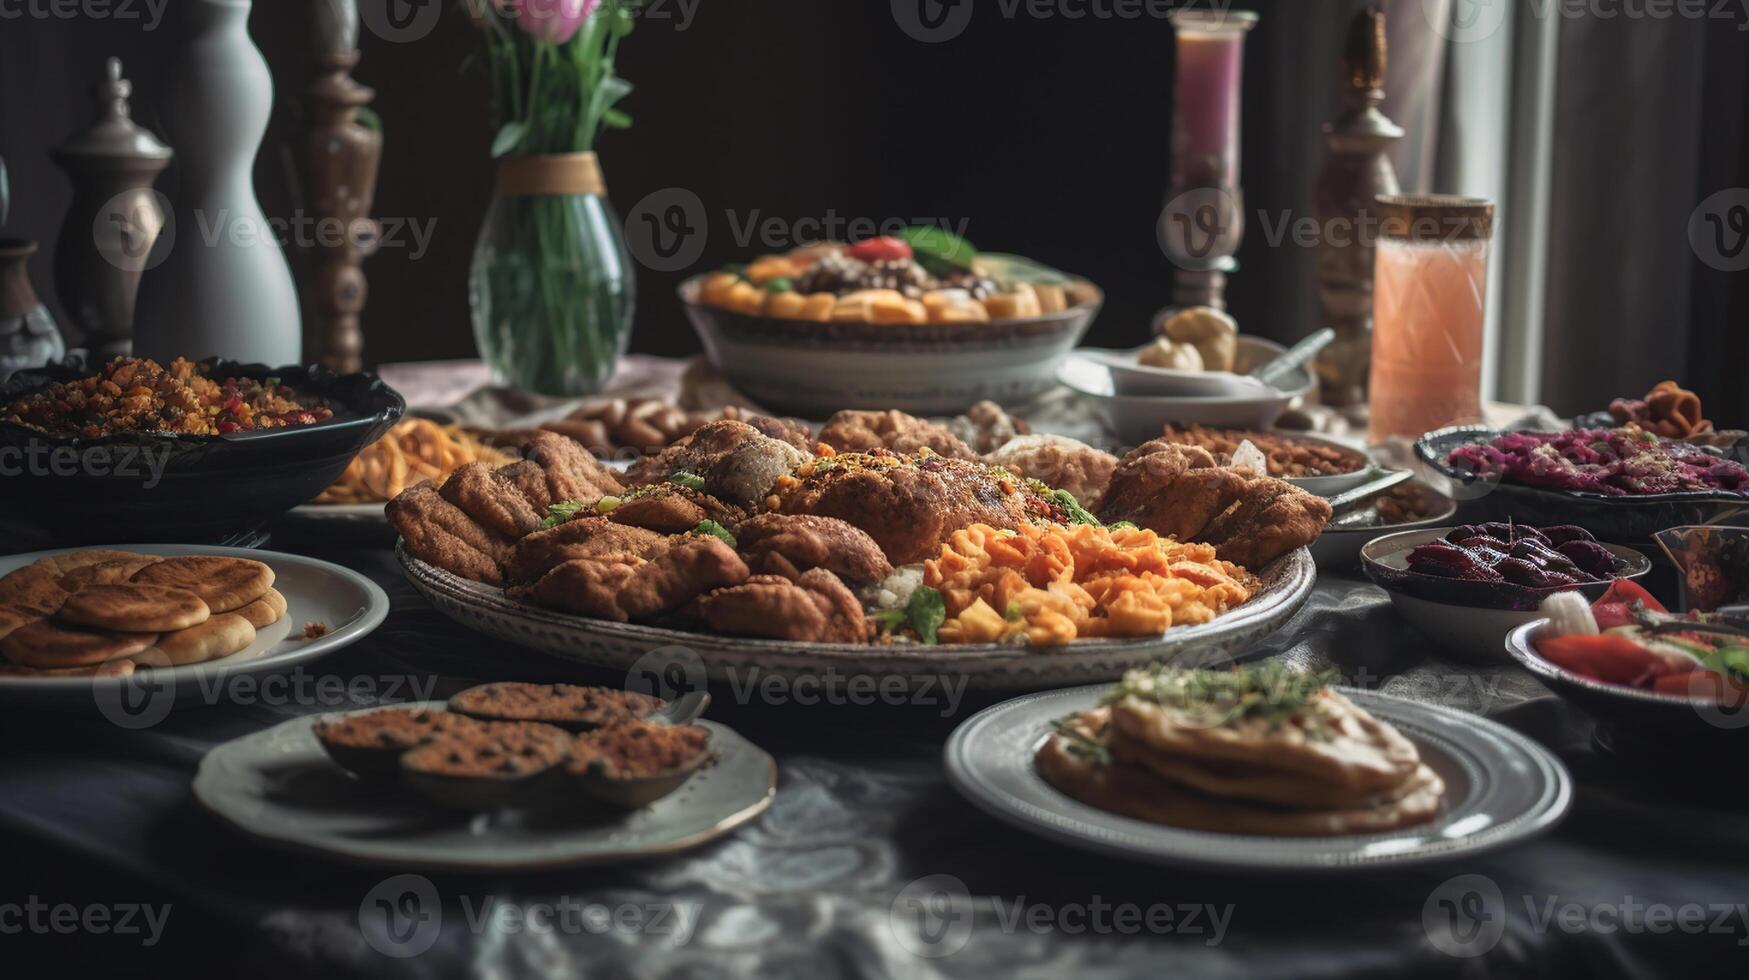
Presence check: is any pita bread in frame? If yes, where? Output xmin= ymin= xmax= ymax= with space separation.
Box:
xmin=233 ymin=588 xmax=287 ymax=629
xmin=1107 ymin=688 xmax=1421 ymax=795
xmin=0 ymin=565 xmax=70 ymax=615
xmin=0 ymin=659 xmax=137 ymax=679
xmin=1037 ymin=735 xmax=1445 ymax=837
xmin=36 ymin=549 xmax=154 ymax=576
xmin=131 ymin=556 xmax=274 ymax=613
xmin=57 ymin=584 xmax=211 ymax=633
xmin=1109 ymin=726 xmax=1429 ymax=812
xmin=57 ymin=557 xmax=162 ymax=591
xmin=139 ymin=613 xmax=256 ymax=667
xmin=1 ymin=619 xmax=158 ymax=668
xmin=0 ymin=604 xmax=40 ymax=641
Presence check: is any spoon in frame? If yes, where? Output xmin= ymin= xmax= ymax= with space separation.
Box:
xmin=1326 ymin=467 xmax=1415 ymax=517
xmin=1249 ymin=328 xmax=1336 ymax=389
xmin=651 ymin=690 xmax=710 ymax=726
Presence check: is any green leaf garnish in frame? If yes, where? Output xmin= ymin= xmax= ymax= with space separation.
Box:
xmin=689 ymin=519 xmax=736 ymax=548
xmin=898 ymin=225 xmax=977 ymax=277
xmin=669 ymin=471 xmax=706 ymax=491
xmin=539 ymin=499 xmax=586 ymax=530
xmin=764 ymin=277 xmax=794 ymax=293
xmin=871 ymin=609 xmax=907 ymax=634
xmin=1105 ymin=662 xmax=1340 ymax=736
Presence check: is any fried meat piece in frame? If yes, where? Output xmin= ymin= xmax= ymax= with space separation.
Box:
xmin=440 ymin=461 xmax=545 ymax=540
xmin=986 ymin=434 xmax=1119 ymax=510
xmin=508 ymin=536 xmax=749 ymax=622
xmin=502 ymin=517 xmax=670 ymax=586
xmin=388 ymin=483 xmax=511 ymax=584
xmin=495 ymin=460 xmax=554 ymax=513
xmin=817 ymin=409 xmax=978 ymax=460
xmin=720 ymin=407 xmax=816 ymax=453
xmin=948 ymin=400 xmax=1030 ymax=455
xmin=1196 ymin=477 xmax=1333 ymax=569
xmin=733 ymin=513 xmax=893 ymax=585
xmin=1097 ymin=441 xmax=1250 ymax=541
xmin=769 ymin=451 xmax=1038 ymax=565
xmin=624 ymin=420 xmax=809 ymax=507
xmin=607 ymin=484 xmax=746 ymax=535
xmin=697 ymin=569 xmax=868 ymax=643
xmin=518 ymin=430 xmax=623 ymax=502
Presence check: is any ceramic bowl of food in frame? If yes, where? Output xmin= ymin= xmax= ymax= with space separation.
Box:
xmin=1504 ymin=619 xmax=1749 ymax=763
xmin=1150 ymin=424 xmax=1376 ymax=497
xmin=1362 ymin=526 xmax=1651 ymax=662
xmin=1057 ymin=337 xmax=1317 ymax=442
xmin=681 ymin=274 xmax=1102 ymax=417
xmin=0 ymin=357 xmax=404 ymax=548
xmin=1307 ymin=483 xmax=1459 ymax=571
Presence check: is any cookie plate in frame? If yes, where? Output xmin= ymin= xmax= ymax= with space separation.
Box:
xmin=944 ymin=685 xmax=1571 ymax=872
xmin=0 ymin=544 xmax=388 ymax=710
xmin=193 ymin=703 xmax=776 ymax=870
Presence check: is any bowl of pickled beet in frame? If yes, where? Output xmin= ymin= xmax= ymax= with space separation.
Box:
xmin=1362 ymin=523 xmax=1652 ymax=662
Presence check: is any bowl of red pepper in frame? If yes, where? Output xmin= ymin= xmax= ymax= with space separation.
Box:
xmin=1504 ymin=581 xmax=1749 ymax=754
xmin=0 ymin=357 xmax=403 ymax=549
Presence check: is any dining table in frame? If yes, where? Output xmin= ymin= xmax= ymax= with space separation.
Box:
xmin=5 ymin=359 xmax=1745 ymax=980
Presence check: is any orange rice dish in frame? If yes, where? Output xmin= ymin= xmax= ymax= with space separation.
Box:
xmin=923 ymin=522 xmax=1259 ymax=646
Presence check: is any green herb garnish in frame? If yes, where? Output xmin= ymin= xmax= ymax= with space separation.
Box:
xmin=764 ymin=277 xmax=794 ymax=293
xmin=1104 ymin=662 xmax=1340 ymax=735
xmin=1051 ymin=715 xmax=1112 ymax=765
xmin=897 ymin=225 xmax=977 ymax=277
xmin=872 ymin=609 xmax=907 ymax=634
xmin=689 ymin=519 xmax=736 ymax=547
xmin=539 ymin=500 xmax=587 ymax=530
xmin=907 ymin=585 xmax=946 ymax=645
xmin=1025 ymin=478 xmax=1101 ymax=527
xmin=669 ymin=470 xmax=706 ymax=491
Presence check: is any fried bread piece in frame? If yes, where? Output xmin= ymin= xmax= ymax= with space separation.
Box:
xmin=696 ymin=569 xmax=869 ymax=643
xmin=1195 ymin=476 xmax=1333 ymax=569
xmin=502 ymin=517 xmax=670 ymax=586
xmin=130 ymin=556 xmax=273 ymax=613
xmin=517 ymin=430 xmax=624 ymax=502
xmin=440 ymin=461 xmax=547 ymax=540
xmin=0 ymin=565 xmax=70 ymax=615
xmin=508 ymin=536 xmax=749 ymax=622
xmin=58 ymin=583 xmax=210 ymax=632
xmin=624 ymin=420 xmax=809 ymax=507
xmin=769 ymin=451 xmax=1039 ymax=565
xmin=818 ymin=409 xmax=978 ymax=460
xmin=732 ymin=513 xmax=893 ymax=585
xmin=986 ymin=434 xmax=1119 ymax=510
xmin=495 ymin=460 xmax=554 ymax=513
xmin=388 ymin=483 xmax=511 ymax=584
xmin=607 ymin=484 xmax=746 ymax=535
xmin=1097 ymin=441 xmax=1250 ymax=541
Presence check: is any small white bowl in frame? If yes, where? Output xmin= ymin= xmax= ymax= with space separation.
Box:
xmin=1058 ymin=337 xmax=1316 ymax=444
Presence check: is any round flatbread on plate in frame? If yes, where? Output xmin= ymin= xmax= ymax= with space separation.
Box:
xmin=944 ymin=684 xmax=1572 ymax=871
xmin=396 ymin=543 xmax=1318 ymax=691
xmin=193 ymin=702 xmax=776 ymax=871
xmin=0 ymin=544 xmax=388 ymax=708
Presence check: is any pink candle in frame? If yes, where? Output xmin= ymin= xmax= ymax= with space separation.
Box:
xmin=1170 ymin=10 xmax=1257 ymax=190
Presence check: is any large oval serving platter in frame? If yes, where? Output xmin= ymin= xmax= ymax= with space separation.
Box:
xmin=397 ymin=543 xmax=1316 ymax=691
xmin=945 ymin=684 xmax=1572 ymax=872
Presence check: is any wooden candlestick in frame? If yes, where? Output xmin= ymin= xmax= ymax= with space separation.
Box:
xmin=297 ymin=43 xmax=381 ymax=373
xmin=1312 ymin=3 xmax=1402 ymax=408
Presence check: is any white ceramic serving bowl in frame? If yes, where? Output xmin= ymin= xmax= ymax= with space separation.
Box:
xmin=681 ymin=274 xmax=1102 ymax=417
xmin=1058 ymin=337 xmax=1317 ymax=443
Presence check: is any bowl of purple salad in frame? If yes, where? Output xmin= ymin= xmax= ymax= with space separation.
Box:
xmin=1362 ymin=523 xmax=1652 ymax=661
xmin=1416 ymin=425 xmax=1749 ymax=542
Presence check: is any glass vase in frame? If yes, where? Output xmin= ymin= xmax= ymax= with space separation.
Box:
xmin=470 ymin=152 xmax=634 ymax=396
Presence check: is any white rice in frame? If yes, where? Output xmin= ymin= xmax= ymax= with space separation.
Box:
xmin=863 ymin=565 xmax=925 ymax=612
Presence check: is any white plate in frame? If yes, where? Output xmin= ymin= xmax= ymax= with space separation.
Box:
xmin=193 ymin=703 xmax=776 ymax=871
xmin=1058 ymin=343 xmax=1317 ymax=442
xmin=0 ymin=544 xmax=389 ymax=710
xmin=945 ymin=684 xmax=1572 ymax=872
xmin=397 ymin=543 xmax=1318 ymax=692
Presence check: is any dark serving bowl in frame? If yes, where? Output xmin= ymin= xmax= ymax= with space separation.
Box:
xmin=1415 ymin=424 xmax=1749 ymax=543
xmin=680 ymin=274 xmax=1102 ymax=417
xmin=0 ymin=359 xmax=403 ymax=549
xmin=1361 ymin=526 xmax=1650 ymax=662
xmin=1504 ymin=619 xmax=1749 ymax=761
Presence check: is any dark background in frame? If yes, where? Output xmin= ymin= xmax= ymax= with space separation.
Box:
xmin=2 ymin=0 xmax=1747 ymax=416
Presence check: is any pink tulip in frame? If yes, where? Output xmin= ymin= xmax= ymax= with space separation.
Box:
xmin=515 ymin=0 xmax=598 ymax=44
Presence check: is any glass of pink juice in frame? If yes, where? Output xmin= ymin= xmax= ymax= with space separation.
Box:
xmin=1368 ymin=195 xmax=1495 ymax=445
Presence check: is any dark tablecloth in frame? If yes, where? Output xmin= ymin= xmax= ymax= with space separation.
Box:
xmin=5 ymin=531 xmax=1746 ymax=979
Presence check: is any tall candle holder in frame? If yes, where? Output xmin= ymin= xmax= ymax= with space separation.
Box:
xmin=1159 ymin=8 xmax=1257 ymax=318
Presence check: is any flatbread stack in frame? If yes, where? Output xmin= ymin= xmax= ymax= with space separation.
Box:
xmin=1037 ymin=665 xmax=1445 ymax=837
xmin=0 ymin=551 xmax=285 ymax=678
